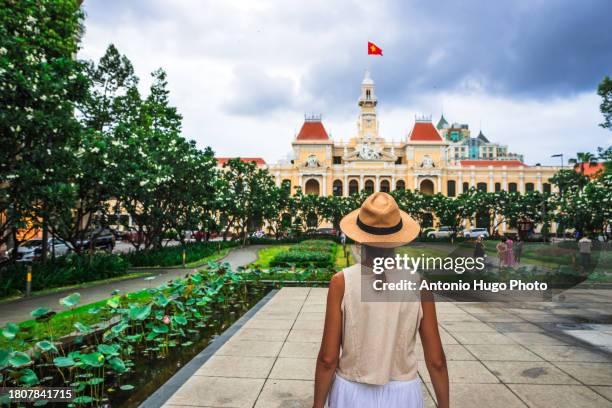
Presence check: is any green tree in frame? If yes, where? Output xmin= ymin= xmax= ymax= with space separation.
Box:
xmin=217 ymin=158 xmax=276 ymax=244
xmin=0 ymin=0 xmax=87 ymax=259
xmin=598 ymin=76 xmax=612 ymax=129
xmin=569 ymin=151 xmax=598 ymax=175
xmin=118 ymin=69 xmax=184 ymax=250
xmin=49 ymin=44 xmax=139 ymax=253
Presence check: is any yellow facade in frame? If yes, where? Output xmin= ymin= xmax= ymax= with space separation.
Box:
xmin=267 ymin=70 xmax=560 ymax=202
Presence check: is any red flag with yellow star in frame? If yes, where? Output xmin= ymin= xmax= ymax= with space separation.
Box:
xmin=368 ymin=41 xmax=383 ymax=55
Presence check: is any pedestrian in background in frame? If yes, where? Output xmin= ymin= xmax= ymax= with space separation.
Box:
xmin=578 ymin=236 xmax=592 ymax=274
xmin=513 ymin=237 xmax=523 ymax=264
xmin=496 ymin=237 xmax=508 ymax=268
xmin=505 ymin=236 xmax=516 ymax=267
xmin=473 ymin=235 xmax=485 ymax=259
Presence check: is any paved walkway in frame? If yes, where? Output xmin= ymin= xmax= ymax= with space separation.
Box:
xmin=162 ymin=286 xmax=612 ymax=408
xmin=0 ymin=245 xmax=263 ymax=325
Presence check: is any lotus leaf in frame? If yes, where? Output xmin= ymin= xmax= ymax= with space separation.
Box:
xmin=59 ymin=293 xmax=81 ymax=308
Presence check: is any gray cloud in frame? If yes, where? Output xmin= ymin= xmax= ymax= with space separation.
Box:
xmin=79 ymin=0 xmax=612 ymax=164
xmin=222 ymin=65 xmax=297 ymax=115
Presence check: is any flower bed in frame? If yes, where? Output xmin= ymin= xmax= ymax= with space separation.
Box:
xmin=269 ymin=239 xmax=336 ymax=268
xmin=121 ymin=241 xmax=238 ymax=267
xmin=0 ymin=263 xmax=266 ymax=407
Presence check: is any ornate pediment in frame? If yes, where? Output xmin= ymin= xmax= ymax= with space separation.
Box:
xmin=304 ymin=154 xmax=320 ymax=168
xmin=344 ymin=141 xmax=396 ymax=162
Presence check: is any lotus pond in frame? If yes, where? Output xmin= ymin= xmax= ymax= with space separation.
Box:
xmin=0 ymin=263 xmax=269 ymax=407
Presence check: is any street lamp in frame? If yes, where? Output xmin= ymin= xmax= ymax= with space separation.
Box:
xmin=551 ymin=154 xmax=564 ymax=169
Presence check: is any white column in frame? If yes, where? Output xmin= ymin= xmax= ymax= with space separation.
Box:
xmin=437 ymin=175 xmax=442 ymax=194
xmin=375 ymin=175 xmax=380 ymax=192
xmin=458 ymin=171 xmax=464 ymax=194
xmin=537 ymin=173 xmax=542 ymax=192
xmin=470 ymin=172 xmax=475 ymax=188
xmin=275 ymin=172 xmax=281 ymax=187
xmin=489 ymin=171 xmax=494 ymax=192
xmin=391 ymin=174 xmax=396 ymax=191
xmin=502 ymin=172 xmax=508 ymax=191
xmin=413 ymin=175 xmax=418 ymax=191
xmin=520 ymin=173 xmax=525 ymax=194
xmin=322 ymin=174 xmax=327 ymax=197
xmin=343 ymin=175 xmax=348 ymax=196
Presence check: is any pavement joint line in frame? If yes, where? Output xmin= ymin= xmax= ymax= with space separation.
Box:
xmin=450 ymin=297 xmax=612 ymax=404
xmin=138 ymin=288 xmax=278 ymax=408
xmin=252 ymin=287 xmax=312 ymax=408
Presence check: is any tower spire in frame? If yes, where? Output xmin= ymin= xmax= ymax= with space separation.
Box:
xmin=357 ymin=69 xmax=378 ymax=139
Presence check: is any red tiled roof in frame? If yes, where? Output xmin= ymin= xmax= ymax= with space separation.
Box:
xmin=296 ymin=121 xmax=329 ymax=141
xmin=460 ymin=160 xmax=525 ymax=167
xmin=408 ymin=122 xmax=443 ymax=142
xmin=216 ymin=157 xmax=266 ymax=166
xmin=574 ymin=162 xmax=604 ymax=178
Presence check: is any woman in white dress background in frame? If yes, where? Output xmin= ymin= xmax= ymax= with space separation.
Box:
xmin=312 ymin=192 xmax=449 ymax=408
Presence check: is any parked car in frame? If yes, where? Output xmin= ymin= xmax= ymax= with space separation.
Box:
xmin=15 ymin=238 xmax=72 ymax=262
xmin=315 ymin=227 xmax=337 ymax=236
xmin=462 ymin=228 xmax=489 ymax=239
xmin=76 ymin=228 xmax=116 ymax=251
xmin=427 ymin=226 xmax=454 ymax=239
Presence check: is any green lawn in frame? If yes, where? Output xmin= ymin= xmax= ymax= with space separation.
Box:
xmin=249 ymin=245 xmax=291 ymax=269
xmin=250 ymin=242 xmax=354 ymax=270
xmin=184 ymin=247 xmax=232 ymax=268
xmin=334 ymin=244 xmax=354 ymax=268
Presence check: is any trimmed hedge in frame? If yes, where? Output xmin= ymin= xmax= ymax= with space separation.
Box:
xmin=0 ymin=252 xmax=130 ymax=298
xmin=269 ymin=239 xmax=336 ymax=268
xmin=121 ymin=240 xmax=239 ymax=267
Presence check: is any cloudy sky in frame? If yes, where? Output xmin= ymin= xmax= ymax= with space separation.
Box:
xmin=80 ymin=0 xmax=612 ymax=165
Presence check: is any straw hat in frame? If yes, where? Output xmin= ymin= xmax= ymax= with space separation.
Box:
xmin=340 ymin=192 xmax=420 ymax=247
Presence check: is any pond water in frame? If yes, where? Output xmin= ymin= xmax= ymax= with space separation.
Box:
xmin=105 ymin=283 xmax=270 ymax=408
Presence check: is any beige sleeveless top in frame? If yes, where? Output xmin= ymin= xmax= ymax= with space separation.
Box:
xmin=337 ymin=264 xmax=422 ymax=385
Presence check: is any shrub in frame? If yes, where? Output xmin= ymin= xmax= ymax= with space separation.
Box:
xmin=0 ymin=252 xmax=130 ymax=297
xmin=269 ymin=239 xmax=336 ymax=267
xmin=122 ymin=241 xmax=238 ymax=267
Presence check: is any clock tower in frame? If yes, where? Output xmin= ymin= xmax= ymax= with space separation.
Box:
xmin=357 ymin=69 xmax=379 ymax=141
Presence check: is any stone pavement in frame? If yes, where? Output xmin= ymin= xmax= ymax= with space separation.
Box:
xmin=0 ymin=245 xmax=263 ymax=325
xmin=162 ymin=286 xmax=612 ymax=408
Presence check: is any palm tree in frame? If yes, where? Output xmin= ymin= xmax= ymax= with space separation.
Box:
xmin=569 ymin=152 xmax=598 ymax=174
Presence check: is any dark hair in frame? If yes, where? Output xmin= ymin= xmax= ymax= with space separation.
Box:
xmin=502 ymin=237 xmax=507 ymax=243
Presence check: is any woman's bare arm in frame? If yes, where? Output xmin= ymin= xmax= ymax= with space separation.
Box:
xmin=419 ymin=291 xmax=449 ymax=408
xmin=313 ymin=272 xmax=344 ymax=408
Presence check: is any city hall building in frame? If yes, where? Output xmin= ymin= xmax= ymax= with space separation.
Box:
xmin=266 ymin=70 xmax=559 ymax=200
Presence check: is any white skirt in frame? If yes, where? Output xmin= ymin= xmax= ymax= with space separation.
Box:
xmin=327 ymin=374 xmax=424 ymax=408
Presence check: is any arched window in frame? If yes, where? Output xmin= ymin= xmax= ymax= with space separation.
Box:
xmin=543 ymin=183 xmax=551 ymax=194
xmin=304 ymin=178 xmax=320 ymax=195
xmin=477 ymin=182 xmax=487 ymax=192
xmin=447 ymin=180 xmax=456 ymax=197
xmin=349 ymin=179 xmax=359 ymax=195
xmin=462 ymin=182 xmax=470 ymax=193
xmin=495 ymin=182 xmax=501 ymax=192
xmin=396 ymin=180 xmax=405 ymax=190
xmin=509 ymin=182 xmax=518 ymax=193
xmin=332 ymin=180 xmax=343 ymax=196
xmin=366 ymin=89 xmax=371 ymax=99
xmin=525 ymin=182 xmax=535 ymax=192
xmin=420 ymin=179 xmax=434 ymax=195
xmin=364 ymin=179 xmax=374 ymax=194
xmin=380 ymin=179 xmax=390 ymax=193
